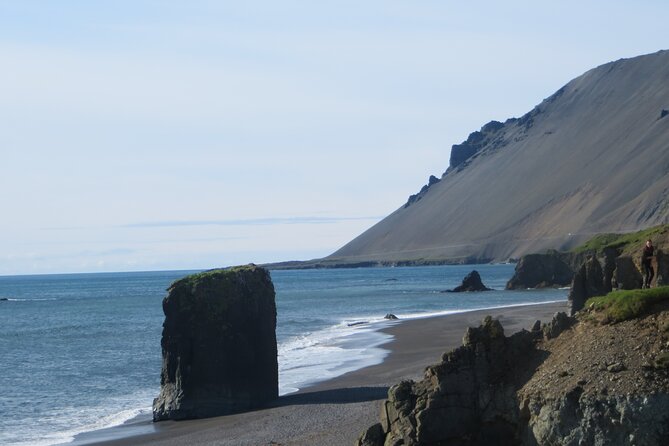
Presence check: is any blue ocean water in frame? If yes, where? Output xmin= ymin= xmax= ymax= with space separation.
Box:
xmin=0 ymin=265 xmax=566 ymax=445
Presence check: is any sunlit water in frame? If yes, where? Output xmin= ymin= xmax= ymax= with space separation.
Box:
xmin=0 ymin=265 xmax=566 ymax=445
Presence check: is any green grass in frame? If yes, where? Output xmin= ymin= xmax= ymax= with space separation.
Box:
xmin=585 ymin=286 xmax=669 ymax=323
xmin=571 ymin=224 xmax=669 ymax=254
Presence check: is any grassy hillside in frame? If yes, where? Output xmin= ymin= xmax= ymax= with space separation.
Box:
xmin=570 ymin=224 xmax=669 ymax=257
xmin=585 ymin=286 xmax=669 ymax=322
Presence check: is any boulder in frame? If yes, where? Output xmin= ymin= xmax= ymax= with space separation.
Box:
xmin=448 ymin=270 xmax=492 ymax=292
xmin=384 ymin=313 xmax=399 ymax=320
xmin=542 ymin=312 xmax=574 ymax=340
xmin=568 ymin=257 xmax=605 ymax=315
xmin=612 ymin=256 xmax=643 ymax=290
xmin=152 ymin=265 xmax=278 ymax=421
xmin=506 ymin=251 xmax=575 ymax=289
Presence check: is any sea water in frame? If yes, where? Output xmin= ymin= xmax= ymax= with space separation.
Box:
xmin=0 ymin=265 xmax=566 ymax=445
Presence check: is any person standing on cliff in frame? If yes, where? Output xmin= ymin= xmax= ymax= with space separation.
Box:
xmin=642 ymin=239 xmax=655 ymax=288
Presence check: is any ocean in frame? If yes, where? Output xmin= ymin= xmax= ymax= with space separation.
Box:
xmin=0 ymin=264 xmax=566 ymax=446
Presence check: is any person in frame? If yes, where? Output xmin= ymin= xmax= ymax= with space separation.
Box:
xmin=641 ymin=239 xmax=655 ymax=288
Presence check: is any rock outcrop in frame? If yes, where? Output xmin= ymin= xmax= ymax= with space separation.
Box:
xmin=506 ymin=251 xmax=576 ymax=289
xmin=449 ymin=120 xmax=506 ymax=170
xmin=613 ymin=256 xmax=643 ymax=290
xmin=152 ymin=265 xmax=278 ymax=421
xmin=405 ymin=175 xmax=441 ymax=208
xmin=358 ymin=316 xmax=541 ymax=446
xmin=360 ymin=302 xmax=669 ymax=446
xmin=447 ymin=270 xmax=492 ymax=292
xmin=568 ymin=257 xmax=605 ymax=315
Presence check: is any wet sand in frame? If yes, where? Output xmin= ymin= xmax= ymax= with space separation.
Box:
xmin=85 ymin=300 xmax=567 ymax=446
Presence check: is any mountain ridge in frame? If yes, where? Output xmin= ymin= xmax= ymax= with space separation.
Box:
xmin=322 ymin=49 xmax=669 ymax=265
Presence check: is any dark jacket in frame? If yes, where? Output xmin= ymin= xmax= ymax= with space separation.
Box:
xmin=642 ymin=245 xmax=654 ymax=266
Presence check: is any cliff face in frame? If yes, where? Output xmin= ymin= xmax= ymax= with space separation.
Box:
xmin=153 ymin=265 xmax=278 ymax=421
xmin=327 ymin=50 xmax=669 ymax=265
xmin=359 ymin=302 xmax=669 ymax=446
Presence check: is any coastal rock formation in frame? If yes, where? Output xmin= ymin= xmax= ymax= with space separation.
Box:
xmin=518 ymin=305 xmax=669 ymax=445
xmin=447 ymin=270 xmax=491 ymax=292
xmin=656 ymin=249 xmax=669 ymax=286
xmin=506 ymin=251 xmax=575 ymax=289
xmin=152 ymin=265 xmax=278 ymax=421
xmin=542 ymin=312 xmax=573 ymax=340
xmin=568 ymin=257 xmax=605 ymax=315
xmin=613 ymin=256 xmax=643 ymax=290
xmin=359 ymin=297 xmax=669 ymax=446
xmin=358 ymin=316 xmax=539 ymax=445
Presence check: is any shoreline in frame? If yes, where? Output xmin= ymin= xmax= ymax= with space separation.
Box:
xmin=77 ymin=300 xmax=568 ymax=446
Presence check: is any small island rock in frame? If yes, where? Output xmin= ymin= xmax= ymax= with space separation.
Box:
xmin=447 ymin=270 xmax=491 ymax=292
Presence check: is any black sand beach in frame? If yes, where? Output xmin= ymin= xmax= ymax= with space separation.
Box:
xmin=84 ymin=301 xmax=567 ymax=446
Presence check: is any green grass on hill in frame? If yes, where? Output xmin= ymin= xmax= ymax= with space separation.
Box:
xmin=585 ymin=286 xmax=669 ymax=322
xmin=572 ymin=224 xmax=669 ymax=254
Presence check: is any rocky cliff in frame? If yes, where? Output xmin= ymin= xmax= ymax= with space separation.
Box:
xmin=153 ymin=265 xmax=278 ymax=421
xmin=358 ymin=291 xmax=669 ymax=445
xmin=325 ymin=50 xmax=669 ymax=266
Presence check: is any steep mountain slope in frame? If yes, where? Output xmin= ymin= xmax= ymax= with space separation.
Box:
xmin=328 ymin=50 xmax=669 ymax=264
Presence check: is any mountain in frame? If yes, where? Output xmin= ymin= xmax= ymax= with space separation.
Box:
xmin=325 ymin=50 xmax=669 ymax=265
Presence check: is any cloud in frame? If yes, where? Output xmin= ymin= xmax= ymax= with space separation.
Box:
xmin=121 ymin=216 xmax=383 ymax=228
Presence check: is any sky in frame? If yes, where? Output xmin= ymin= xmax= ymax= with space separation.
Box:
xmin=1 ymin=1 xmax=667 ymax=275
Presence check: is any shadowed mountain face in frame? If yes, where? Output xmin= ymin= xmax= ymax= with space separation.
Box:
xmin=329 ymin=50 xmax=669 ymax=264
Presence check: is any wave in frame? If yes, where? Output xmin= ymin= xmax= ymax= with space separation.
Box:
xmin=1 ymin=298 xmax=58 ymax=302
xmin=1 ymin=402 xmax=151 ymax=446
xmin=278 ymin=319 xmax=392 ymax=395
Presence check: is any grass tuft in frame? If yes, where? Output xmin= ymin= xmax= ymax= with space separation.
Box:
xmin=585 ymin=287 xmax=669 ymax=323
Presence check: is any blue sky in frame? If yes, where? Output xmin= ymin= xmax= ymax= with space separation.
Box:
xmin=1 ymin=1 xmax=667 ymax=275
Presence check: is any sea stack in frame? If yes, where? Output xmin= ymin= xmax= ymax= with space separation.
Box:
xmin=447 ymin=270 xmax=491 ymax=292
xmin=152 ymin=264 xmax=278 ymax=421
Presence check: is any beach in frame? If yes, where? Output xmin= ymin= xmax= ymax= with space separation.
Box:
xmin=84 ymin=300 xmax=567 ymax=446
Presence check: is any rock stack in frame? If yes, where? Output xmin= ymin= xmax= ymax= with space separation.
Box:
xmin=447 ymin=270 xmax=492 ymax=292
xmin=152 ymin=265 xmax=278 ymax=421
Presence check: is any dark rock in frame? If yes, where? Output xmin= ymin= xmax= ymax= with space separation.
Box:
xmin=405 ymin=175 xmax=441 ymax=208
xmin=384 ymin=313 xmax=399 ymax=320
xmin=0 ymin=297 xmax=8 ymax=301
xmin=568 ymin=257 xmax=605 ymax=315
xmin=449 ymin=121 xmax=505 ymax=170
xmin=356 ymin=423 xmax=385 ymax=446
xmin=506 ymin=251 xmax=576 ymax=289
xmin=531 ymin=320 xmax=542 ymax=332
xmin=152 ymin=265 xmax=278 ymax=421
xmin=348 ymin=321 xmax=369 ymax=327
xmin=363 ymin=316 xmax=538 ymax=446
xmin=448 ymin=270 xmax=492 ymax=292
xmin=601 ymin=247 xmax=618 ymax=293
xmin=612 ymin=256 xmax=642 ymax=290
xmin=660 ymin=109 xmax=668 ymax=119
xmin=542 ymin=312 xmax=574 ymax=340
xmin=655 ymin=249 xmax=669 ymax=286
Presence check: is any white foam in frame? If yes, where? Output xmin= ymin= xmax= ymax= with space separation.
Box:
xmin=392 ymin=299 xmax=566 ymax=321
xmin=4 ymin=298 xmax=57 ymax=301
xmin=278 ymin=320 xmax=392 ymax=395
xmin=0 ymin=397 xmax=152 ymax=446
